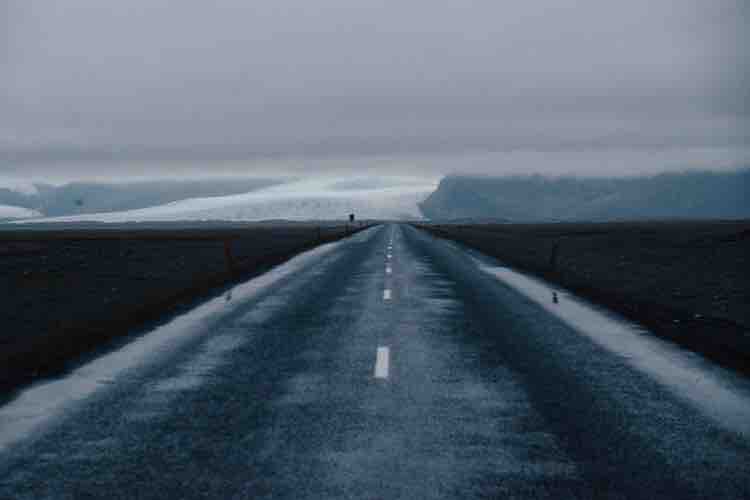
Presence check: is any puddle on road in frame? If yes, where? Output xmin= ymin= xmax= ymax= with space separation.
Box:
xmin=476 ymin=259 xmax=750 ymax=437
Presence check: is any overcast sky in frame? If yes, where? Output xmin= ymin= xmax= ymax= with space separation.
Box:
xmin=2 ymin=0 xmax=748 ymax=181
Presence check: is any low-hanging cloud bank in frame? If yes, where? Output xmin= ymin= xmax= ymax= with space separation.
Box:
xmin=2 ymin=0 xmax=748 ymax=180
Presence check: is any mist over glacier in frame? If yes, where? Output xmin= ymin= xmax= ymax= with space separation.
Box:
xmin=22 ymin=176 xmax=434 ymax=222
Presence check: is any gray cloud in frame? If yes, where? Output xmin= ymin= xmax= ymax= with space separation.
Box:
xmin=2 ymin=0 xmax=748 ymax=179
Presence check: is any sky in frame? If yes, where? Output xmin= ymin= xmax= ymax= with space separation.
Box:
xmin=2 ymin=0 xmax=749 ymax=183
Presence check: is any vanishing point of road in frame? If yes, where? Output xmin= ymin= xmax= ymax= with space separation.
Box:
xmin=1 ymin=224 xmax=749 ymax=499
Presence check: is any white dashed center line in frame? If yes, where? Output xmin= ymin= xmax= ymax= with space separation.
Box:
xmin=376 ymin=232 xmax=394 ymax=379
xmin=374 ymin=347 xmax=390 ymax=379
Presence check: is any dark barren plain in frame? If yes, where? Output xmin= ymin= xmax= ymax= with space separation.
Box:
xmin=0 ymin=222 xmax=368 ymax=396
xmin=415 ymin=219 xmax=750 ymax=377
xmin=2 ymin=218 xmax=748 ymax=400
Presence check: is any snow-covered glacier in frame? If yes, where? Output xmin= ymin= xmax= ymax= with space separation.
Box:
xmin=24 ymin=177 xmax=435 ymax=222
xmin=0 ymin=204 xmax=41 ymax=220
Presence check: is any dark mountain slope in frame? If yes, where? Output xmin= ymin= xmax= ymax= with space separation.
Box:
xmin=420 ymin=169 xmax=750 ymax=221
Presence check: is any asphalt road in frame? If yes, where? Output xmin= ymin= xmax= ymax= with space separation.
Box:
xmin=1 ymin=224 xmax=748 ymax=499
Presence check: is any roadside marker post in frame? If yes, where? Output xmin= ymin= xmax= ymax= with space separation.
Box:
xmin=223 ymin=239 xmax=235 ymax=276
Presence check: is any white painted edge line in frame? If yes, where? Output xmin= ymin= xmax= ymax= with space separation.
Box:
xmin=0 ymin=230 xmax=373 ymax=454
xmin=383 ymin=289 xmax=392 ymax=300
xmin=475 ymin=258 xmax=750 ymax=437
xmin=374 ymin=346 xmax=390 ymax=379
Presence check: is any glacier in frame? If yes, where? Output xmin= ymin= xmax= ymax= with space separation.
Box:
xmin=0 ymin=205 xmax=41 ymax=220
xmin=21 ymin=177 xmax=435 ymax=222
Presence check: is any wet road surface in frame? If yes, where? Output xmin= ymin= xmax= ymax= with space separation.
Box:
xmin=1 ymin=224 xmax=749 ymax=499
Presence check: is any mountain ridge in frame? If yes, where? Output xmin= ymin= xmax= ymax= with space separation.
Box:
xmin=420 ymin=169 xmax=750 ymax=222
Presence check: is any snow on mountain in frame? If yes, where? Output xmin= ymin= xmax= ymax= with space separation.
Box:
xmin=23 ymin=177 xmax=435 ymax=222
